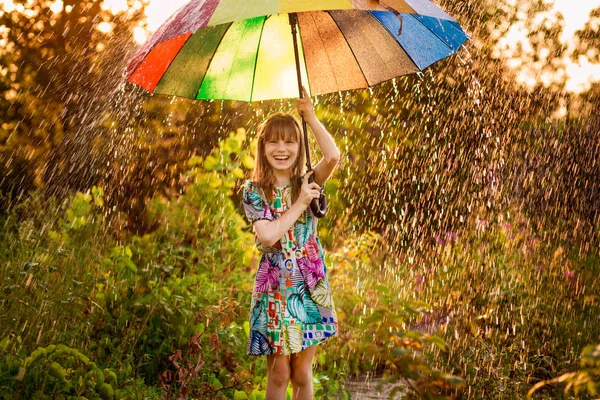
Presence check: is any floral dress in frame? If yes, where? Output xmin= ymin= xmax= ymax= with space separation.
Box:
xmin=242 ymin=181 xmax=338 ymax=356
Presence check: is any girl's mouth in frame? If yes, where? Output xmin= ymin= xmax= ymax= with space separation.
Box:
xmin=274 ymin=156 xmax=290 ymax=161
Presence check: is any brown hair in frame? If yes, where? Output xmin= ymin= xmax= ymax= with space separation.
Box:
xmin=251 ymin=112 xmax=305 ymax=203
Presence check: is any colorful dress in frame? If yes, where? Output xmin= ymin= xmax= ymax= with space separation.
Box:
xmin=242 ymin=181 xmax=338 ymax=356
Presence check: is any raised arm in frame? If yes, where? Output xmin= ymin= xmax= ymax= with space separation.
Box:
xmin=297 ymin=87 xmax=341 ymax=186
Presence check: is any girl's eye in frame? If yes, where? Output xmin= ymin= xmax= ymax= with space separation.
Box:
xmin=285 ymin=141 xmax=294 ymax=144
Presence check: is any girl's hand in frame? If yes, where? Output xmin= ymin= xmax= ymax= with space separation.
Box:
xmin=296 ymin=86 xmax=316 ymax=122
xmin=298 ymin=170 xmax=321 ymax=207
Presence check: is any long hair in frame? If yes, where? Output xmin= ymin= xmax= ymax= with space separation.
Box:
xmin=251 ymin=112 xmax=305 ymax=203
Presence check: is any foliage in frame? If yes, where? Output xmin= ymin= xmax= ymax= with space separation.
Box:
xmin=321 ymin=232 xmax=464 ymax=399
xmin=2 ymin=0 xmax=600 ymax=246
xmin=528 ymin=344 xmax=600 ymax=399
xmin=86 ymin=129 xmax=258 ymax=386
xmin=2 ymin=129 xmax=600 ymax=400
xmin=16 ymin=344 xmax=118 ymax=399
xmin=312 ymin=199 xmax=600 ymax=399
xmin=0 ymin=0 xmax=145 ymax=196
xmin=418 ymin=207 xmax=600 ymax=399
xmin=158 ymin=301 xmax=255 ymax=400
xmin=0 ymin=132 xmax=261 ymax=398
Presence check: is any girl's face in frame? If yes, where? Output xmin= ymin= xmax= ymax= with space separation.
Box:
xmin=264 ymin=138 xmax=299 ymax=173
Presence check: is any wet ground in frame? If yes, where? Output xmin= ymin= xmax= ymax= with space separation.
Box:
xmin=344 ymin=375 xmax=406 ymax=399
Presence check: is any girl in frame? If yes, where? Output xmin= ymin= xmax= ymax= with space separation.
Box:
xmin=241 ymin=87 xmax=340 ymax=400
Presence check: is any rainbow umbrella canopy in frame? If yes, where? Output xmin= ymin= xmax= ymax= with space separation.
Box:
xmin=125 ymin=0 xmax=469 ymax=102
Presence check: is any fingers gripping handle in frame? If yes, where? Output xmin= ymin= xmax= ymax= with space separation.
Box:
xmin=307 ymin=169 xmax=327 ymax=218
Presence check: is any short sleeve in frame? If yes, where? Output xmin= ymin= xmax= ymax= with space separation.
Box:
xmin=242 ymin=182 xmax=274 ymax=224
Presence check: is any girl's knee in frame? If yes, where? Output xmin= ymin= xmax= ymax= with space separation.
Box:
xmin=290 ymin=364 xmax=312 ymax=387
xmin=267 ymin=356 xmax=291 ymax=387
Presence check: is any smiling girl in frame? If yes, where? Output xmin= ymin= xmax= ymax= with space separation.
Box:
xmin=241 ymin=87 xmax=340 ymax=400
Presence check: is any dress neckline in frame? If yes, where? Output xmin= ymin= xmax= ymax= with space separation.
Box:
xmin=275 ymin=183 xmax=292 ymax=189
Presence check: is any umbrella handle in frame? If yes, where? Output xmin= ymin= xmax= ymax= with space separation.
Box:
xmin=290 ymin=13 xmax=327 ymax=219
xmin=307 ymin=170 xmax=327 ymax=218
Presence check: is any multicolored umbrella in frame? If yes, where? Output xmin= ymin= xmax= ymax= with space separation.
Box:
xmin=126 ymin=0 xmax=468 ymax=102
xmin=125 ymin=0 xmax=468 ymax=217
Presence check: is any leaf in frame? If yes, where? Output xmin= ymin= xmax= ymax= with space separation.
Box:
xmin=209 ymin=374 xmax=223 ymax=390
xmin=287 ymin=283 xmax=321 ymax=324
xmin=392 ymin=347 xmax=412 ymax=357
xmin=250 ymin=300 xmax=268 ymax=336
xmin=122 ymin=258 xmax=137 ymax=273
xmin=254 ymin=258 xmax=280 ymax=293
xmin=297 ymin=257 xmax=325 ymax=291
xmin=249 ymin=330 xmax=272 ymax=355
xmin=283 ymin=324 xmax=303 ymax=354
xmin=424 ymin=335 xmax=447 ymax=351
xmin=204 ymin=155 xmax=218 ymax=171
xmin=582 ymin=344 xmax=600 ymax=365
xmin=48 ymin=361 xmax=67 ymax=382
xmin=232 ymin=167 xmax=245 ymax=179
xmin=225 ymin=137 xmax=240 ymax=153
xmin=209 ymin=175 xmax=223 ymax=188
xmin=242 ymin=155 xmax=255 ymax=169
xmin=249 ymin=391 xmax=266 ymax=400
xmin=99 ymin=383 xmax=114 ymax=399
xmin=586 ymin=380 xmax=596 ymax=396
xmin=310 ymin=279 xmax=333 ymax=308
xmin=188 ymin=155 xmax=204 ymax=167
xmin=294 ymin=220 xmax=310 ymax=246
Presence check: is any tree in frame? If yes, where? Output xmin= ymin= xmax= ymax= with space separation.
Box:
xmin=0 ymin=0 xmax=146 ymax=198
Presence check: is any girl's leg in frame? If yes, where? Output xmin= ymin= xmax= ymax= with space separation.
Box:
xmin=290 ymin=346 xmax=316 ymax=400
xmin=266 ymin=354 xmax=291 ymax=400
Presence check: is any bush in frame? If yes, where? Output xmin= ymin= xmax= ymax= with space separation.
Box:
xmin=419 ymin=207 xmax=600 ymax=398
xmin=322 ymin=231 xmax=464 ymax=399
xmin=528 ymin=343 xmax=600 ymax=399
xmin=0 ymin=129 xmax=260 ymax=398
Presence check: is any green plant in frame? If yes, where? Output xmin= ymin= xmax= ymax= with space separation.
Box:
xmin=15 ymin=344 xmax=116 ymax=399
xmin=528 ymin=344 xmax=600 ymax=399
xmin=421 ymin=208 xmax=600 ymax=398
xmin=0 ymin=132 xmax=259 ymax=397
xmin=322 ymin=232 xmax=463 ymax=398
xmin=159 ymin=299 xmax=252 ymax=400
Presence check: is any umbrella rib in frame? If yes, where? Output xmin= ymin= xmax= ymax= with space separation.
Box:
xmin=407 ymin=14 xmax=456 ymax=54
xmin=249 ymin=18 xmax=267 ymax=102
xmin=194 ymin=22 xmax=234 ymax=100
xmin=367 ymin=11 xmax=423 ymax=72
xmin=156 ymin=33 xmax=197 ymax=97
xmin=296 ymin=14 xmax=312 ymax=96
xmin=327 ymin=11 xmax=370 ymax=88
